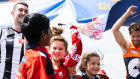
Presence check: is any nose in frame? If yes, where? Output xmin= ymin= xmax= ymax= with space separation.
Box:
xmin=95 ymin=64 xmax=100 ymax=68
xmin=21 ymin=9 xmax=28 ymax=16
xmin=22 ymin=11 xmax=26 ymax=15
xmin=55 ymin=49 xmax=60 ymax=53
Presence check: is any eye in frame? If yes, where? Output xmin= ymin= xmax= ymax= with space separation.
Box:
xmin=19 ymin=8 xmax=23 ymax=12
xmin=53 ymin=47 xmax=56 ymax=50
xmin=25 ymin=10 xmax=28 ymax=14
xmin=97 ymin=63 xmax=100 ymax=66
xmin=59 ymin=48 xmax=63 ymax=51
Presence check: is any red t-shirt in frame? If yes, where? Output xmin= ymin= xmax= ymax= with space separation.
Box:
xmin=54 ymin=65 xmax=70 ymax=79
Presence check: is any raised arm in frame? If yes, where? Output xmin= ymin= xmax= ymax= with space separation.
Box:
xmin=112 ymin=6 xmax=137 ymax=54
xmin=64 ymin=25 xmax=82 ymax=74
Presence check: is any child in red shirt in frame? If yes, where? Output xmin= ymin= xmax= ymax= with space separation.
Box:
xmin=49 ymin=25 xmax=82 ymax=79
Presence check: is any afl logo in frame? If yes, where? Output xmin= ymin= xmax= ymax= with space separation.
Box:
xmin=130 ymin=50 xmax=138 ymax=54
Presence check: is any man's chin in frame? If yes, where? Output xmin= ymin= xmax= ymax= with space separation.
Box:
xmin=133 ymin=43 xmax=140 ymax=46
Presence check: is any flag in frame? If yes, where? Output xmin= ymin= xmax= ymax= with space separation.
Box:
xmin=106 ymin=0 xmax=140 ymax=31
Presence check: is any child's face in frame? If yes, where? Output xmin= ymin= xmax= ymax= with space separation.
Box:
xmin=49 ymin=41 xmax=65 ymax=61
xmin=84 ymin=57 xmax=100 ymax=76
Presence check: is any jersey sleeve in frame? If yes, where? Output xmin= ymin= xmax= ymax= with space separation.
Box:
xmin=64 ymin=25 xmax=82 ymax=67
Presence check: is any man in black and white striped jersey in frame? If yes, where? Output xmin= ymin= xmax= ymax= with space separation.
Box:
xmin=0 ymin=2 xmax=28 ymax=79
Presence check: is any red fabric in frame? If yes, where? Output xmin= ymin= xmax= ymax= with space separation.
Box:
xmin=98 ymin=70 xmax=109 ymax=79
xmin=16 ymin=46 xmax=53 ymax=79
xmin=54 ymin=65 xmax=70 ymax=79
xmin=75 ymin=76 xmax=82 ymax=79
xmin=64 ymin=25 xmax=82 ymax=67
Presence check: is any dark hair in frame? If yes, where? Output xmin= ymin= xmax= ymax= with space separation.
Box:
xmin=79 ymin=52 xmax=100 ymax=72
xmin=128 ymin=23 xmax=140 ymax=35
xmin=13 ymin=2 xmax=28 ymax=11
xmin=20 ymin=13 xmax=50 ymax=43
xmin=49 ymin=36 xmax=68 ymax=51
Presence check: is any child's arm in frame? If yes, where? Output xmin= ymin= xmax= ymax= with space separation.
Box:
xmin=64 ymin=25 xmax=82 ymax=73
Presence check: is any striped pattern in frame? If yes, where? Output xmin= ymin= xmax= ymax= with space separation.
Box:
xmin=0 ymin=28 xmax=24 ymax=79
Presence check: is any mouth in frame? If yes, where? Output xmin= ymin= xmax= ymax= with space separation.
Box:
xmin=92 ymin=69 xmax=99 ymax=72
xmin=53 ymin=54 xmax=60 ymax=57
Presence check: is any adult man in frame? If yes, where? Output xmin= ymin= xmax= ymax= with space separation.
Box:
xmin=16 ymin=13 xmax=54 ymax=79
xmin=0 ymin=2 xmax=28 ymax=79
xmin=112 ymin=6 xmax=140 ymax=79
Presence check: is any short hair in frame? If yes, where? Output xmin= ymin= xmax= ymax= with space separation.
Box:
xmin=51 ymin=26 xmax=64 ymax=36
xmin=20 ymin=13 xmax=50 ymax=43
xmin=79 ymin=52 xmax=100 ymax=73
xmin=49 ymin=36 xmax=68 ymax=51
xmin=13 ymin=2 xmax=28 ymax=11
xmin=128 ymin=23 xmax=140 ymax=35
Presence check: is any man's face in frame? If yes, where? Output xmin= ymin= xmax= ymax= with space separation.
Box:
xmin=12 ymin=4 xmax=28 ymax=23
xmin=130 ymin=31 xmax=140 ymax=46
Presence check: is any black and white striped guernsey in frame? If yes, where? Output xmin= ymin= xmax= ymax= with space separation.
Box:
xmin=0 ymin=27 xmax=24 ymax=79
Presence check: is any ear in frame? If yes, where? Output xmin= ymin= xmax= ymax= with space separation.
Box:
xmin=41 ymin=31 xmax=47 ymax=39
xmin=11 ymin=11 xmax=14 ymax=15
xmin=83 ymin=64 xmax=87 ymax=69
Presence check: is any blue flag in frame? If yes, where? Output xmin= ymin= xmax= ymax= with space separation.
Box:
xmin=69 ymin=0 xmax=119 ymax=31
xmin=106 ymin=0 xmax=140 ymax=31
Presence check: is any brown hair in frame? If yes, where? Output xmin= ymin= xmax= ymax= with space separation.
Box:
xmin=49 ymin=36 xmax=68 ymax=51
xmin=51 ymin=26 xmax=64 ymax=36
xmin=13 ymin=2 xmax=28 ymax=11
xmin=128 ymin=23 xmax=140 ymax=35
xmin=79 ymin=52 xmax=100 ymax=72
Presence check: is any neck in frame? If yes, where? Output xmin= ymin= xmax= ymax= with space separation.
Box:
xmin=12 ymin=21 xmax=21 ymax=32
xmin=38 ymin=41 xmax=45 ymax=47
xmin=52 ymin=59 xmax=61 ymax=69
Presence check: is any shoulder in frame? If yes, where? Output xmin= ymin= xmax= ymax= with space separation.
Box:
xmin=24 ymin=49 xmax=46 ymax=63
xmin=0 ymin=27 xmax=13 ymax=36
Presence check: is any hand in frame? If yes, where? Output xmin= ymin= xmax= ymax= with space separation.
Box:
xmin=126 ymin=5 xmax=138 ymax=16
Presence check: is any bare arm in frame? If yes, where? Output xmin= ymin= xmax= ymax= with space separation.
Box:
xmin=112 ymin=6 xmax=137 ymax=54
xmin=0 ymin=29 xmax=1 ymax=36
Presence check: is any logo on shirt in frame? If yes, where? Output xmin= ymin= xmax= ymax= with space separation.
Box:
xmin=59 ymin=72 xmax=63 ymax=78
xmin=130 ymin=50 xmax=138 ymax=54
xmin=21 ymin=57 xmax=27 ymax=63
xmin=19 ymin=38 xmax=24 ymax=44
